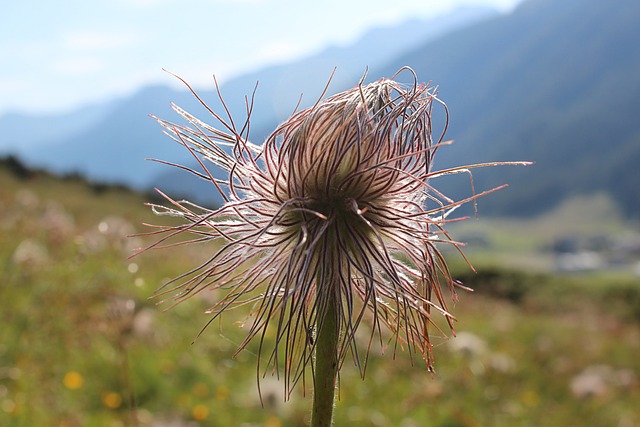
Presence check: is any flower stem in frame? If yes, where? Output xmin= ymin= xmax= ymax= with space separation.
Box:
xmin=311 ymin=286 xmax=339 ymax=427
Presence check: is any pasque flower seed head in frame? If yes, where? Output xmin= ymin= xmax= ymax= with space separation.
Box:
xmin=140 ymin=68 xmax=522 ymax=397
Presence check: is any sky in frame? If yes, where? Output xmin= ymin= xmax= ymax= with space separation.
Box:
xmin=0 ymin=0 xmax=521 ymax=116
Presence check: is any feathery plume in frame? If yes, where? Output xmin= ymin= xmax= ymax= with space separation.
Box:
xmin=139 ymin=68 xmax=522 ymax=400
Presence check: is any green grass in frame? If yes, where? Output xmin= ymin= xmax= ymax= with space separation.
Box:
xmin=1 ymin=166 xmax=639 ymax=426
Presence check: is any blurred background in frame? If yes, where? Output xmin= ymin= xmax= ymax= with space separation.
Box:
xmin=1 ymin=0 xmax=639 ymax=425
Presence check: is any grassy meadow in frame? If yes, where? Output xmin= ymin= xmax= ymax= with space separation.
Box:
xmin=1 ymin=163 xmax=639 ymax=426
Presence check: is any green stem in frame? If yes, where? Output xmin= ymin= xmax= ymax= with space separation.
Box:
xmin=311 ymin=287 xmax=339 ymax=427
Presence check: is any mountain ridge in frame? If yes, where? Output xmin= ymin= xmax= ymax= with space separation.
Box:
xmin=0 ymin=5 xmax=498 ymax=191
xmin=2 ymin=0 xmax=639 ymax=219
xmin=369 ymin=0 xmax=640 ymax=217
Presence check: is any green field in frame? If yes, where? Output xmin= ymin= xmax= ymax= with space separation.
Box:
xmin=1 ymin=164 xmax=639 ymax=426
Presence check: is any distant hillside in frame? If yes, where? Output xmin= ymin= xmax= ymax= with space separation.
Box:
xmin=371 ymin=0 xmax=640 ymax=217
xmin=3 ymin=0 xmax=638 ymax=219
xmin=0 ymin=102 xmax=116 ymax=152
xmin=0 ymin=6 xmax=496 ymax=191
xmin=19 ymin=85 xmax=207 ymax=189
xmin=155 ymin=0 xmax=640 ymax=219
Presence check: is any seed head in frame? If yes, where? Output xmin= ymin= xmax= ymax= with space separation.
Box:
xmin=141 ymin=68 xmax=507 ymax=397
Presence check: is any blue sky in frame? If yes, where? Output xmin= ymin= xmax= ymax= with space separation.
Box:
xmin=0 ymin=0 xmax=521 ymax=116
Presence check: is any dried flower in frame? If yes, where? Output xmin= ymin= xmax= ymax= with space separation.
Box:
xmin=139 ymin=68 xmax=517 ymax=398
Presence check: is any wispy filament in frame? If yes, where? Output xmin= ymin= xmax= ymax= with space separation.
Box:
xmin=139 ymin=68 xmax=513 ymax=398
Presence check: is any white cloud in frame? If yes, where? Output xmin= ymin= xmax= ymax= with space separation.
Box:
xmin=216 ymin=0 xmax=266 ymax=4
xmin=254 ymin=40 xmax=308 ymax=65
xmin=0 ymin=39 xmax=50 ymax=60
xmin=52 ymin=58 xmax=105 ymax=75
xmin=0 ymin=78 xmax=28 ymax=96
xmin=62 ymin=31 xmax=139 ymax=51
xmin=118 ymin=0 xmax=170 ymax=7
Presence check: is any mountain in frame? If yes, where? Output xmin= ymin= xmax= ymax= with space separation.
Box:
xmin=3 ymin=0 xmax=638 ymax=219
xmin=155 ymin=0 xmax=640 ymax=218
xmin=15 ymin=86 xmax=196 ymax=188
xmin=370 ymin=0 xmax=640 ymax=217
xmin=0 ymin=102 xmax=116 ymax=153
xmin=0 ymin=6 xmax=497 ymax=193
